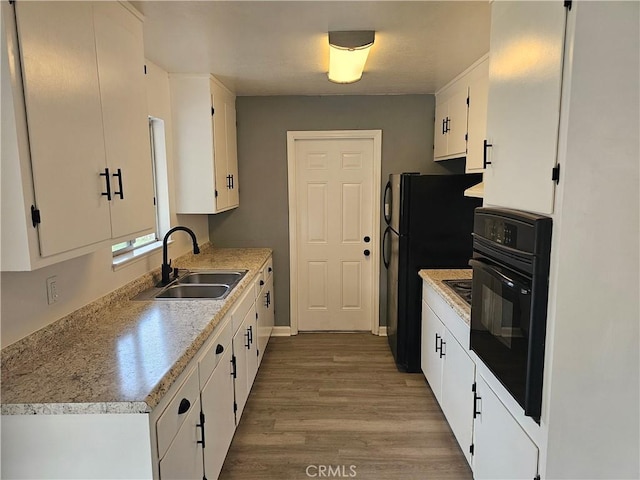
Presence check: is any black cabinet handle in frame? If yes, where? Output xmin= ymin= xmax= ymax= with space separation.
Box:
xmin=473 ymin=392 xmax=481 ymax=419
xmin=266 ymin=291 xmax=271 ymax=308
xmin=248 ymin=325 xmax=253 ymax=344
xmin=196 ymin=411 xmax=206 ymax=448
xmin=435 ymin=333 xmax=441 ymax=353
xmin=112 ymin=168 xmax=124 ymax=199
xmin=215 ymin=344 xmax=224 ymax=354
xmin=483 ymin=140 xmax=493 ymax=169
xmin=439 ymin=340 xmax=446 ymax=358
xmin=100 ymin=168 xmax=111 ymax=200
xmin=364 ymin=249 xmax=370 ymax=257
xmin=230 ymin=355 xmax=237 ymax=378
xmin=245 ymin=329 xmax=251 ymax=349
xmin=226 ymin=174 xmax=232 ymax=189
xmin=442 ymin=118 xmax=446 ymax=135
xmin=260 ymin=280 xmax=264 ymax=286
xmin=268 ymin=266 xmax=272 ymax=273
xmin=364 ymin=236 xmax=371 ymax=243
xmin=177 ymin=398 xmax=190 ymax=415
xmin=231 ymin=174 xmax=234 ymax=189
xmin=445 ymin=117 xmax=451 ymax=133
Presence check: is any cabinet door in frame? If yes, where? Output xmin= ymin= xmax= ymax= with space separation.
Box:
xmin=256 ymin=275 xmax=274 ymax=366
xmin=201 ymin=346 xmax=236 ymax=480
xmin=466 ymin=58 xmax=489 ymax=173
xmin=484 ymin=1 xmax=567 ymax=214
xmin=211 ymin=80 xmax=229 ymax=212
xmin=158 ymin=397 xmax=204 ymax=480
xmin=245 ymin=304 xmax=259 ymax=390
xmin=232 ymin=316 xmax=250 ymax=419
xmin=440 ymin=331 xmax=475 ymax=466
xmin=93 ymin=2 xmax=155 ymax=240
xmin=473 ymin=375 xmax=539 ymax=479
xmin=15 ymin=2 xmax=111 ymax=257
xmin=433 ymin=100 xmax=449 ymax=158
xmin=446 ymin=88 xmax=469 ymax=157
xmin=421 ymin=301 xmax=444 ymax=402
xmin=225 ymin=96 xmax=239 ymax=208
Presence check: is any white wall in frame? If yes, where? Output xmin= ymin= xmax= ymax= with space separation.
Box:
xmin=0 ymin=60 xmax=209 ymax=348
xmin=543 ymin=2 xmax=639 ymax=478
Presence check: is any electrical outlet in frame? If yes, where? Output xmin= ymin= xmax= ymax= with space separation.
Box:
xmin=46 ymin=276 xmax=59 ymax=305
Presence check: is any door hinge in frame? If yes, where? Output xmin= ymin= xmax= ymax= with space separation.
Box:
xmin=31 ymin=206 xmax=41 ymax=227
xmin=144 ymin=64 xmax=147 ymax=74
xmin=257 ymin=348 xmax=259 ymax=357
xmin=466 ymin=96 xmax=470 ymax=106
xmin=469 ymin=444 xmax=475 ymax=455
xmin=534 ymin=476 xmax=541 ymax=480
xmin=215 ymin=189 xmax=218 ymax=198
xmin=472 ymin=382 xmax=476 ymax=392
xmin=233 ymin=401 xmax=237 ymax=413
xmin=153 ymin=197 xmax=156 ymax=206
xmin=552 ymin=164 xmax=561 ymax=184
xmin=564 ymin=0 xmax=572 ymax=10
xmin=211 ymin=106 xmax=215 ymax=116
xmin=465 ymin=133 xmax=468 ymax=142
xmin=256 ymin=312 xmax=258 ymax=319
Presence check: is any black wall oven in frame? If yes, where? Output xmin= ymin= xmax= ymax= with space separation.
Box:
xmin=470 ymin=208 xmax=552 ymax=423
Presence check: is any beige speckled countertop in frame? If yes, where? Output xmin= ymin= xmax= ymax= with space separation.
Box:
xmin=1 ymin=245 xmax=271 ymax=416
xmin=419 ymin=269 xmax=472 ymax=324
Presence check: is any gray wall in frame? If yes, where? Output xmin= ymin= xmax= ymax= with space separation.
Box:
xmin=208 ymin=95 xmax=464 ymax=328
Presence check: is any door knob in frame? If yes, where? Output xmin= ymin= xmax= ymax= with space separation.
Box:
xmin=364 ymin=236 xmax=371 ymax=243
xmin=364 ymin=249 xmax=370 ymax=256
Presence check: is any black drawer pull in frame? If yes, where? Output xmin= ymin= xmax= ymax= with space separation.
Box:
xmin=473 ymin=392 xmax=482 ymax=419
xmin=215 ymin=344 xmax=224 ymax=354
xmin=260 ymin=280 xmax=264 ymax=286
xmin=177 ymin=398 xmax=190 ymax=415
xmin=483 ymin=139 xmax=493 ymax=169
xmin=435 ymin=333 xmax=441 ymax=353
xmin=196 ymin=411 xmax=206 ymax=448
xmin=439 ymin=340 xmax=446 ymax=358
xmin=112 ymin=168 xmax=124 ymax=199
xmin=268 ymin=266 xmax=272 ymax=273
xmin=100 ymin=168 xmax=111 ymax=200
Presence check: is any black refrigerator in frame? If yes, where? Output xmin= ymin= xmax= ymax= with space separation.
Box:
xmin=382 ymin=173 xmax=482 ymax=372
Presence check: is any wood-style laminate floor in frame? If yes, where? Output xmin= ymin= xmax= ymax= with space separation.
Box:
xmin=219 ymin=333 xmax=472 ymax=480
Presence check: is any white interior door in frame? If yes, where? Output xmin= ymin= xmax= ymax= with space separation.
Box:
xmin=289 ymin=131 xmax=381 ymax=332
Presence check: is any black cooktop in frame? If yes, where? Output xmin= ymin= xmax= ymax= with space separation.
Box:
xmin=442 ymin=279 xmax=472 ymax=306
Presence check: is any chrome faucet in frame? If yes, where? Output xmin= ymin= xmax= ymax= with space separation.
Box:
xmin=160 ymin=226 xmax=200 ymax=286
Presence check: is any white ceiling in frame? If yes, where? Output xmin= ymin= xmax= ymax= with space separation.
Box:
xmin=133 ymin=1 xmax=491 ymax=96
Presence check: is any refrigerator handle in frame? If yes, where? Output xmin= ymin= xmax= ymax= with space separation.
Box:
xmin=383 ymin=181 xmax=392 ymax=225
xmin=382 ymin=226 xmax=391 ymax=269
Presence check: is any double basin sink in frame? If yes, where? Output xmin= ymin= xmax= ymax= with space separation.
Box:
xmin=137 ymin=270 xmax=248 ymax=301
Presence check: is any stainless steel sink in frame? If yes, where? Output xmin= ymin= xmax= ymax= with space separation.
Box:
xmin=155 ymin=284 xmax=230 ymax=299
xmin=132 ymin=269 xmax=248 ymax=301
xmin=177 ymin=270 xmax=246 ymax=286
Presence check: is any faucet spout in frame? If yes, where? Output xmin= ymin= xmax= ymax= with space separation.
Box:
xmin=159 ymin=226 xmax=200 ymax=286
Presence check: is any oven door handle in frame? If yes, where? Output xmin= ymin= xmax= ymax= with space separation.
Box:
xmin=469 ymin=259 xmax=531 ymax=294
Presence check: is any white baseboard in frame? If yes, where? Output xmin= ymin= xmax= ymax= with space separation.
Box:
xmin=378 ymin=326 xmax=387 ymax=337
xmin=271 ymin=326 xmax=292 ymax=337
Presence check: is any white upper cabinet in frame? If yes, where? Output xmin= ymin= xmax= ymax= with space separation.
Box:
xmin=93 ymin=2 xmax=156 ymax=240
xmin=434 ymin=55 xmax=490 ymax=172
xmin=483 ymin=1 xmax=568 ymax=214
xmin=434 ymin=83 xmax=468 ymax=160
xmin=1 ymin=1 xmax=154 ymax=271
xmin=465 ymin=57 xmax=489 ymax=173
xmin=170 ymin=74 xmax=239 ymax=214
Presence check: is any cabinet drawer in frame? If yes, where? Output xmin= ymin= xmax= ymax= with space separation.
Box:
xmin=198 ymin=317 xmax=232 ymax=387
xmin=156 ymin=365 xmax=200 ymax=460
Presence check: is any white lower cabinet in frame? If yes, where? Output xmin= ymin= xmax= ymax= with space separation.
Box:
xmin=232 ymin=302 xmax=258 ymax=420
xmin=158 ymin=395 xmax=204 ymax=480
xmin=256 ymin=268 xmax=274 ymax=366
xmin=201 ymin=346 xmax=236 ymax=480
xmin=421 ymin=299 xmax=474 ymax=465
xmin=472 ymin=375 xmax=539 ymax=480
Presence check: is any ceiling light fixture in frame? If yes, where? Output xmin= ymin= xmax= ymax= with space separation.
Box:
xmin=328 ymin=31 xmax=375 ymax=84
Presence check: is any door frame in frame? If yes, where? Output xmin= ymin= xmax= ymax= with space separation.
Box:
xmin=287 ymin=130 xmax=382 ymax=335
